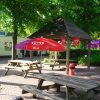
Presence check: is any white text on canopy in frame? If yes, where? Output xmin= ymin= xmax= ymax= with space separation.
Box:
xmin=32 ymin=42 xmax=44 ymax=45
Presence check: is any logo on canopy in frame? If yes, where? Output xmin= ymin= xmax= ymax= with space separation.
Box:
xmin=32 ymin=42 xmax=44 ymax=45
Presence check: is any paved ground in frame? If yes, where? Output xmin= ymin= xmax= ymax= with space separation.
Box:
xmin=0 ymin=57 xmax=100 ymax=100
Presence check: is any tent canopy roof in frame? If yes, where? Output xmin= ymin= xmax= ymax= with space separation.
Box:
xmin=28 ymin=17 xmax=91 ymax=40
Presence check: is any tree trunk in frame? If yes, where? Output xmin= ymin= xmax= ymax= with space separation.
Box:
xmin=12 ymin=21 xmax=18 ymax=60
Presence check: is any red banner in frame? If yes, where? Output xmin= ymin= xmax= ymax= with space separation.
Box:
xmin=61 ymin=37 xmax=66 ymax=46
xmin=73 ymin=37 xmax=80 ymax=46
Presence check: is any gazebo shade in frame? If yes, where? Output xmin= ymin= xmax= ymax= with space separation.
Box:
xmin=28 ymin=17 xmax=91 ymax=40
xmin=64 ymin=17 xmax=91 ymax=40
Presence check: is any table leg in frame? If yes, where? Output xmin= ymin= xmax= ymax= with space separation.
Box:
xmin=22 ymin=90 xmax=28 ymax=94
xmin=66 ymin=86 xmax=69 ymax=100
xmin=22 ymin=70 xmax=28 ymax=78
xmin=32 ymin=79 xmax=44 ymax=98
xmin=36 ymin=64 xmax=41 ymax=73
xmin=50 ymin=65 xmax=54 ymax=70
xmin=5 ymin=68 xmax=10 ymax=75
xmin=38 ymin=68 xmax=41 ymax=73
xmin=58 ymin=62 xmax=60 ymax=68
xmin=55 ymin=83 xmax=60 ymax=92
xmin=37 ymin=79 xmax=44 ymax=89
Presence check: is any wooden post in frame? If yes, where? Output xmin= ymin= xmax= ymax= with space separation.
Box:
xmin=66 ymin=38 xmax=71 ymax=74
xmin=30 ymin=51 xmax=33 ymax=60
xmin=64 ymin=16 xmax=71 ymax=100
xmin=87 ymin=41 xmax=91 ymax=69
xmin=65 ymin=37 xmax=71 ymax=100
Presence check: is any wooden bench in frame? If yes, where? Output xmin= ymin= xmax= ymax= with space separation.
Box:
xmin=4 ymin=65 xmax=41 ymax=78
xmin=21 ymin=85 xmax=65 ymax=100
xmin=20 ymin=73 xmax=100 ymax=100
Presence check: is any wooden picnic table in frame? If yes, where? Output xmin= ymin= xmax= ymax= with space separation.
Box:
xmin=54 ymin=59 xmax=77 ymax=64
xmin=20 ymin=73 xmax=100 ymax=100
xmin=46 ymin=59 xmax=77 ymax=70
xmin=4 ymin=60 xmax=41 ymax=77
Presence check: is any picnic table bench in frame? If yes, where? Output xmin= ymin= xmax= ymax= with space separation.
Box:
xmin=3 ymin=60 xmax=41 ymax=78
xmin=20 ymin=73 xmax=100 ymax=100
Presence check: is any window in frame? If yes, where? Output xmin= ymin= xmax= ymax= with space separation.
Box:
xmin=4 ymin=42 xmax=12 ymax=51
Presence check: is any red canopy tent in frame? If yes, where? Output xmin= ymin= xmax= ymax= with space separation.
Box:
xmin=16 ymin=37 xmax=65 ymax=52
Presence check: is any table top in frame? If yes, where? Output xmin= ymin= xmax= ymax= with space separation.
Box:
xmin=8 ymin=60 xmax=40 ymax=64
xmin=33 ymin=73 xmax=100 ymax=91
xmin=54 ymin=59 xmax=77 ymax=63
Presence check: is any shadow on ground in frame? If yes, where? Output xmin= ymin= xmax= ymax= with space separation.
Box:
xmin=0 ymin=69 xmax=23 ymax=77
xmin=76 ymin=67 xmax=100 ymax=81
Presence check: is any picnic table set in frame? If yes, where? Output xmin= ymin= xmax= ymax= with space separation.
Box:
xmin=21 ymin=73 xmax=100 ymax=100
xmin=1 ymin=37 xmax=100 ymax=100
xmin=2 ymin=58 xmax=100 ymax=100
xmin=4 ymin=59 xmax=41 ymax=78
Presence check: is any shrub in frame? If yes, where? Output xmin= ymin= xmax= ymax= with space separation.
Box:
xmin=43 ymin=58 xmax=54 ymax=63
xmin=90 ymin=54 xmax=100 ymax=66
xmin=59 ymin=49 xmax=100 ymax=66
xmin=78 ymin=56 xmax=88 ymax=65
xmin=43 ymin=58 xmax=48 ymax=63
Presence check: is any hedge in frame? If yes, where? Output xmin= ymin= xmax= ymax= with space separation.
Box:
xmin=59 ymin=49 xmax=100 ymax=66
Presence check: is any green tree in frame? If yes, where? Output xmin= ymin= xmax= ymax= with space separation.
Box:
xmin=0 ymin=0 xmax=48 ymax=59
xmin=0 ymin=0 xmax=100 ymax=59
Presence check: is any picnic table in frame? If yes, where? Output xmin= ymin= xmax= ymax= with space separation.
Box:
xmin=4 ymin=60 xmax=41 ymax=77
xmin=46 ymin=59 xmax=77 ymax=70
xmin=54 ymin=59 xmax=77 ymax=64
xmin=20 ymin=73 xmax=100 ymax=100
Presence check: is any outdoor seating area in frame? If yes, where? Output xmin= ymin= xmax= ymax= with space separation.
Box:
xmin=21 ymin=73 xmax=100 ymax=100
xmin=43 ymin=59 xmax=77 ymax=70
xmin=0 ymin=1 xmax=100 ymax=100
xmin=3 ymin=60 xmax=41 ymax=78
xmin=0 ymin=58 xmax=100 ymax=100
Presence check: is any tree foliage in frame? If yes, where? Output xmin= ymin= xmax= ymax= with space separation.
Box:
xmin=0 ymin=0 xmax=99 ymax=37
xmin=0 ymin=0 xmax=100 ymax=59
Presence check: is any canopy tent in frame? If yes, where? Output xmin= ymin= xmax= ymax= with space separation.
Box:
xmin=28 ymin=16 xmax=91 ymax=74
xmin=28 ymin=17 xmax=91 ymax=40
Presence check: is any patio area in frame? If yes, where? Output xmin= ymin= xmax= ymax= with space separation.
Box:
xmin=0 ymin=57 xmax=100 ymax=100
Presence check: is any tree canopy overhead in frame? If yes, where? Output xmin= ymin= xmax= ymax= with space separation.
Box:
xmin=0 ymin=0 xmax=100 ymax=59
xmin=0 ymin=0 xmax=100 ymax=38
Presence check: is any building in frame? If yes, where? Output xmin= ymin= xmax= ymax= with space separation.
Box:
xmin=0 ymin=32 xmax=26 ymax=56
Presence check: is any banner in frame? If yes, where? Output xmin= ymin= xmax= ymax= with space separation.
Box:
xmin=61 ymin=37 xmax=66 ymax=46
xmin=73 ymin=37 xmax=80 ymax=46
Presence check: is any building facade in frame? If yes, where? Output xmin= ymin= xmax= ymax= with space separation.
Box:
xmin=0 ymin=36 xmax=26 ymax=56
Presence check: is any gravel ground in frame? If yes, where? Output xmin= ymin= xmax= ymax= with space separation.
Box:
xmin=0 ymin=57 xmax=100 ymax=100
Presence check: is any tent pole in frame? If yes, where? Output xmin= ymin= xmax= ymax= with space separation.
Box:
xmin=30 ymin=51 xmax=33 ymax=61
xmin=40 ymin=51 xmax=42 ymax=67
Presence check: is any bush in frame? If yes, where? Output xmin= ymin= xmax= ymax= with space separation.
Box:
xmin=90 ymin=54 xmax=100 ymax=66
xmin=43 ymin=58 xmax=54 ymax=63
xmin=78 ymin=56 xmax=88 ymax=65
xmin=59 ymin=49 xmax=88 ymax=62
xmin=59 ymin=49 xmax=100 ymax=66
xmin=43 ymin=58 xmax=48 ymax=63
